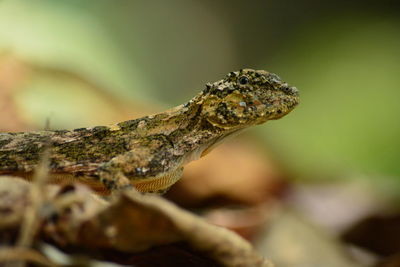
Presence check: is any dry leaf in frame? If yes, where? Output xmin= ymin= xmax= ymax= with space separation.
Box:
xmin=0 ymin=176 xmax=273 ymax=267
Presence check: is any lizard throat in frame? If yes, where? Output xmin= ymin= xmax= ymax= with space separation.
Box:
xmin=182 ymin=129 xmax=243 ymax=164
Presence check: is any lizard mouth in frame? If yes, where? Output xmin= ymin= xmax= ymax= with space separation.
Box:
xmin=264 ymin=91 xmax=299 ymax=120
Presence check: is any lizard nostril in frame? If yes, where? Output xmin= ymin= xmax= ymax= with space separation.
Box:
xmin=289 ymin=86 xmax=299 ymax=95
xmin=281 ymin=85 xmax=299 ymax=96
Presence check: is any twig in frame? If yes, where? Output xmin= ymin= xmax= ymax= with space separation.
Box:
xmin=14 ymin=148 xmax=51 ymax=267
xmin=0 ymin=247 xmax=58 ymax=267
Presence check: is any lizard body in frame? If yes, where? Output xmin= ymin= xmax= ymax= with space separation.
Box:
xmin=0 ymin=69 xmax=299 ymax=194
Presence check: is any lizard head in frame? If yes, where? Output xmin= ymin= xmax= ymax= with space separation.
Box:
xmin=200 ymin=69 xmax=299 ymax=130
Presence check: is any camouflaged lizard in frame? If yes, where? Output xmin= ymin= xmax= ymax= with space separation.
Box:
xmin=0 ymin=69 xmax=299 ymax=194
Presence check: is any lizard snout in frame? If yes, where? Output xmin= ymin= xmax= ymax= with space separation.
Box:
xmin=281 ymin=85 xmax=299 ymax=96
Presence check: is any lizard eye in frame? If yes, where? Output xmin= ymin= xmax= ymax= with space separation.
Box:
xmin=238 ymin=76 xmax=249 ymax=85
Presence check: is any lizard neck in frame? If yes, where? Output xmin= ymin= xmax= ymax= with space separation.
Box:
xmin=158 ymin=99 xmax=239 ymax=164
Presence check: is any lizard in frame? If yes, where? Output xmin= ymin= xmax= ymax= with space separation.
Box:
xmin=0 ymin=69 xmax=299 ymax=194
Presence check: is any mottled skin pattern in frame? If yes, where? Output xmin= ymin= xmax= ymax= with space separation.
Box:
xmin=0 ymin=69 xmax=299 ymax=194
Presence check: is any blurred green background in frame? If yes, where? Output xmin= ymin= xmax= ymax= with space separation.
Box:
xmin=1 ymin=0 xmax=399 ymax=187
